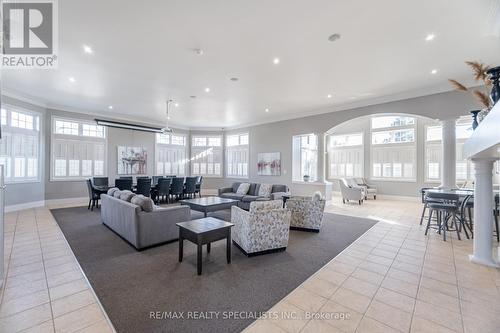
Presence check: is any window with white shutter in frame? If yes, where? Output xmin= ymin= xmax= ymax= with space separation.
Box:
xmin=0 ymin=106 xmax=41 ymax=183
xmin=327 ymin=132 xmax=364 ymax=179
xmin=155 ymin=133 xmax=187 ymax=176
xmin=226 ymin=133 xmax=249 ymax=178
xmin=51 ymin=117 xmax=107 ymax=180
xmin=191 ymin=135 xmax=223 ymax=177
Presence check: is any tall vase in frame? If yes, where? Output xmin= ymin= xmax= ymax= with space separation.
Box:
xmin=486 ymin=66 xmax=500 ymax=106
xmin=470 ymin=110 xmax=480 ymax=130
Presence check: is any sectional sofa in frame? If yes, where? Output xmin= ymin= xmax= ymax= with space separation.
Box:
xmin=218 ymin=182 xmax=290 ymax=210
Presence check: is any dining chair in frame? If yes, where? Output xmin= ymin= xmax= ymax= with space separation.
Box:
xmin=424 ymin=192 xmax=462 ymax=241
xmin=92 ymin=177 xmax=109 ymax=187
xmin=156 ymin=178 xmax=172 ymax=204
xmin=115 ymin=178 xmax=133 ymax=191
xmin=86 ymin=179 xmax=100 ymax=211
xmin=184 ymin=177 xmax=198 ymax=198
xmin=170 ymin=177 xmax=185 ymax=200
xmin=195 ymin=176 xmax=203 ymax=198
xmin=152 ymin=175 xmax=163 ymax=186
xmin=119 ymin=176 xmax=133 ymax=180
xmin=136 ymin=178 xmax=152 ymax=197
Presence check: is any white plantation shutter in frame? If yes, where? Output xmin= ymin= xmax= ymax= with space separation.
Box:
xmin=0 ymin=106 xmax=41 ymax=183
xmin=226 ymin=133 xmax=249 ymax=178
xmin=327 ymin=133 xmax=364 ymax=179
xmin=191 ymin=135 xmax=223 ymax=177
xmin=155 ymin=133 xmax=187 ymax=176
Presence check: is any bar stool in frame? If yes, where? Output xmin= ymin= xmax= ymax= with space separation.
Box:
xmin=425 ymin=192 xmax=461 ymax=241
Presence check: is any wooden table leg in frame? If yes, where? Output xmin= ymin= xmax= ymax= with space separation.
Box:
xmin=207 ymin=242 xmax=211 ymax=253
xmin=178 ymin=236 xmax=183 ymax=262
xmin=197 ymin=243 xmax=202 ymax=275
xmin=226 ymin=231 xmax=231 ymax=264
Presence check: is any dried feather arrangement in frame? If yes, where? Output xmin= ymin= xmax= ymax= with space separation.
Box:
xmin=449 ymin=61 xmax=493 ymax=109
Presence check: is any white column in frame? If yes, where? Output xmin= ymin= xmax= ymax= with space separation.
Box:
xmin=469 ymin=159 xmax=499 ymax=267
xmin=440 ymin=118 xmax=457 ymax=189
xmin=317 ymin=133 xmax=325 ymax=183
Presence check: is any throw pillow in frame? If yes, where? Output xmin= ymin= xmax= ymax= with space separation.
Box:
xmin=258 ymin=183 xmax=273 ymax=198
xmin=107 ymin=187 xmax=119 ymax=196
xmin=113 ymin=190 xmax=122 ymax=198
xmin=236 ymin=183 xmax=250 ymax=195
xmin=119 ymin=190 xmax=135 ymax=202
xmin=131 ymin=195 xmax=154 ymax=212
xmin=312 ymin=191 xmax=323 ymax=201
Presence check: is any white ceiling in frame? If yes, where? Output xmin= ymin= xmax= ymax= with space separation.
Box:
xmin=2 ymin=0 xmax=500 ymax=129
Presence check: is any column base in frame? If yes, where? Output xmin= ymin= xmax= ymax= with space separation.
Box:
xmin=469 ymin=254 xmax=500 ymax=268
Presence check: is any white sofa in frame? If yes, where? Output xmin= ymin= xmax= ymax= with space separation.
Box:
xmin=339 ymin=178 xmax=365 ymax=204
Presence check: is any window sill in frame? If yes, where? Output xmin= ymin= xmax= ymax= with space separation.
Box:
xmin=5 ymin=179 xmax=41 ymax=185
xmin=369 ymin=178 xmax=417 ymax=183
xmin=292 ymin=181 xmax=331 ymax=186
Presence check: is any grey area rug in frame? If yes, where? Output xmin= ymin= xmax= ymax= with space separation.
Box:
xmin=50 ymin=206 xmax=377 ymax=333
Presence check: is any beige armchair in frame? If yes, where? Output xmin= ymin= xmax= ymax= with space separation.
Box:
xmin=231 ymin=200 xmax=291 ymax=256
xmin=286 ymin=196 xmax=326 ymax=232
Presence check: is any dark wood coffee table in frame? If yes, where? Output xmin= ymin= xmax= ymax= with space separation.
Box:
xmin=176 ymin=217 xmax=234 ymax=275
xmin=180 ymin=196 xmax=239 ymax=217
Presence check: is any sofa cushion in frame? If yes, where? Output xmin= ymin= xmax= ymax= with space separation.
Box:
xmin=248 ymin=183 xmax=260 ymax=196
xmin=119 ymin=190 xmax=135 ymax=202
xmin=113 ymin=190 xmax=122 ymax=198
xmin=231 ymin=182 xmax=242 ymax=193
xmin=220 ymin=193 xmax=245 ymax=200
xmin=107 ymin=187 xmax=119 ymax=196
xmin=258 ymin=184 xmax=273 ymax=197
xmin=272 ymin=184 xmax=287 ymax=193
xmin=236 ymin=183 xmax=250 ymax=195
xmin=131 ymin=195 xmax=154 ymax=212
xmin=242 ymin=195 xmax=263 ymax=202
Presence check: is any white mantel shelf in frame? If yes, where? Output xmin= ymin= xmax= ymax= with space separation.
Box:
xmin=463 ymin=102 xmax=500 ymax=160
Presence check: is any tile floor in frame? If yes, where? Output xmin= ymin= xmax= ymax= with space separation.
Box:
xmin=1 ymin=197 xmax=499 ymax=333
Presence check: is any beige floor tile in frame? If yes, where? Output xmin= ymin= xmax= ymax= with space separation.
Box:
xmin=417 ymin=287 xmax=460 ymax=313
xmin=414 ymin=300 xmax=463 ymax=332
xmin=2 ymin=278 xmax=47 ymax=302
xmin=74 ymin=319 xmax=114 ymax=333
xmin=351 ymin=267 xmax=385 ymax=285
xmin=0 ymin=289 xmax=50 ymax=318
xmin=300 ymin=318 xmax=344 ymax=333
xmin=411 ymin=316 xmax=459 ymax=333
xmin=314 ymin=268 xmax=348 ymax=285
xmin=330 ymin=287 xmax=372 ymax=313
xmin=462 ymin=314 xmax=500 ymax=333
xmin=381 ymin=276 xmax=418 ymax=298
xmin=51 ymin=289 xmax=96 ymax=318
xmin=326 ymin=261 xmax=357 ymax=275
xmin=20 ymin=320 xmax=55 ymax=333
xmin=420 ymin=276 xmax=458 ymax=298
xmin=365 ymin=254 xmax=394 ymax=266
xmin=341 ymin=276 xmax=379 ymax=298
xmin=373 ymin=287 xmax=415 ymax=313
xmin=358 ymin=260 xmax=390 ymax=275
xmin=243 ymin=319 xmax=287 ymax=333
xmin=0 ymin=303 xmax=52 ymax=333
xmin=356 ymin=316 xmax=401 ymax=333
xmin=268 ymin=301 xmax=309 ymax=333
xmin=54 ymin=303 xmax=105 ymax=333
xmin=47 ymin=268 xmax=83 ymax=288
xmin=49 ymin=278 xmax=89 ymax=301
xmin=391 ymin=260 xmax=422 ymax=275
xmin=285 ymin=287 xmax=328 ymax=313
xmin=365 ymin=300 xmax=412 ymax=332
xmin=387 ymin=267 xmax=421 ymax=284
xmin=318 ymin=300 xmax=363 ymax=333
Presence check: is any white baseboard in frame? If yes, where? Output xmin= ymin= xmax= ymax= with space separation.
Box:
xmin=5 ymin=200 xmax=45 ymax=213
xmin=45 ymin=197 xmax=88 ymax=207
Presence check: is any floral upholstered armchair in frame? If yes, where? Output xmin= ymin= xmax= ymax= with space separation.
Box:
xmin=286 ymin=195 xmax=326 ymax=232
xmin=231 ymin=200 xmax=291 ymax=256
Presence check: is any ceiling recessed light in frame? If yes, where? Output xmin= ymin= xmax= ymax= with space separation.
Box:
xmin=425 ymin=34 xmax=435 ymax=41
xmin=204 ymin=87 xmax=210 ymax=93
xmin=167 ymin=116 xmax=171 ymax=120
xmin=83 ymin=45 xmax=93 ymax=54
xmin=328 ymin=33 xmax=341 ymax=42
xmin=265 ymin=108 xmax=270 ymax=112
xmin=431 ymin=69 xmax=438 ymax=74
xmin=68 ymin=77 xmax=76 ymax=83
xmin=273 ymin=57 xmax=280 ymax=65
xmin=327 ymin=94 xmax=332 ymax=99
xmin=174 ymin=103 xmax=179 ymax=107
xmin=108 ymin=105 xmax=113 ymax=110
